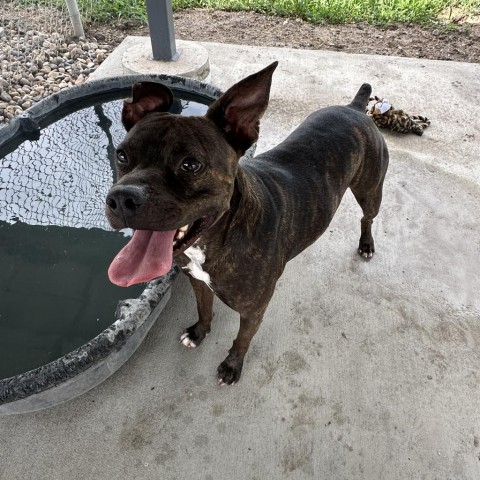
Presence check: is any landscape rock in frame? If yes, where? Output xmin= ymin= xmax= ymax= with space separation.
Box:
xmin=0 ymin=3 xmax=114 ymax=125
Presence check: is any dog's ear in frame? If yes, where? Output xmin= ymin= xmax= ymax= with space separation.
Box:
xmin=122 ymin=82 xmax=174 ymax=131
xmin=207 ymin=61 xmax=278 ymax=154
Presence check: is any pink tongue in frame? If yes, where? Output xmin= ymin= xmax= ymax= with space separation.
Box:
xmin=108 ymin=230 xmax=176 ymax=287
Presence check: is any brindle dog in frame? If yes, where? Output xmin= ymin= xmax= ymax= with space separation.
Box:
xmin=105 ymin=62 xmax=389 ymax=385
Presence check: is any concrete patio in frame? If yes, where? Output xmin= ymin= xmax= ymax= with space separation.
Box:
xmin=0 ymin=41 xmax=479 ymax=479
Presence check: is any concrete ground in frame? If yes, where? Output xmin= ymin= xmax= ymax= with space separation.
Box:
xmin=1 ymin=42 xmax=480 ymax=479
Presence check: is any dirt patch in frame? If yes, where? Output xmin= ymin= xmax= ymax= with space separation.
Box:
xmin=87 ymin=9 xmax=480 ymax=64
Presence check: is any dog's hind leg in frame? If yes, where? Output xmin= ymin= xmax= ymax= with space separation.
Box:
xmin=350 ymin=167 xmax=387 ymax=259
xmin=350 ymin=129 xmax=389 ymax=258
xmin=180 ymin=276 xmax=215 ymax=348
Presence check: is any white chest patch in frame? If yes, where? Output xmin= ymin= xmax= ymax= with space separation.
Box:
xmin=183 ymin=244 xmax=211 ymax=287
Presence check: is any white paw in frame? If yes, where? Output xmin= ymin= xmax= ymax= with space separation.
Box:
xmin=217 ymin=379 xmax=236 ymax=386
xmin=180 ymin=332 xmax=197 ymax=348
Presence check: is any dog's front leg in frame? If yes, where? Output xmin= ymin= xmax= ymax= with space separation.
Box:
xmin=217 ymin=308 xmax=266 ymax=385
xmin=180 ymin=276 xmax=214 ymax=348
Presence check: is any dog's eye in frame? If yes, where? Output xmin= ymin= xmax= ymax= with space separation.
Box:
xmin=116 ymin=150 xmax=128 ymax=164
xmin=180 ymin=157 xmax=203 ymax=174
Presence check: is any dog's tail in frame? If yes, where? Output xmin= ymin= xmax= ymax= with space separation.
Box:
xmin=348 ymin=83 xmax=372 ymax=112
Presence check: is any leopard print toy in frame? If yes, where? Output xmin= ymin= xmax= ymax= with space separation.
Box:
xmin=367 ymin=96 xmax=430 ymax=136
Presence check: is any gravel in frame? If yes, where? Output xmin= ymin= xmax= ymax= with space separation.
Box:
xmin=0 ymin=19 xmax=113 ymax=125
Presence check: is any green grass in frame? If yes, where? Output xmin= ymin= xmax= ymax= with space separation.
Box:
xmin=13 ymin=0 xmax=480 ymax=25
xmin=173 ymin=0 xmax=479 ymax=24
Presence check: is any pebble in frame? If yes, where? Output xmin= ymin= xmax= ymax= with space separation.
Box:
xmin=0 ymin=14 xmax=114 ymax=124
xmin=0 ymin=92 xmax=12 ymax=102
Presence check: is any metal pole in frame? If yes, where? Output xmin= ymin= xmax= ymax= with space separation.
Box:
xmin=145 ymin=0 xmax=179 ymax=61
xmin=65 ymin=0 xmax=85 ymax=38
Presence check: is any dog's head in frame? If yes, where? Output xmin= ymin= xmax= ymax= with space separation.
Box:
xmin=105 ymin=62 xmax=277 ymax=286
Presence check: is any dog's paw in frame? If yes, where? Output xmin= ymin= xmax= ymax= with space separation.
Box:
xmin=358 ymin=245 xmax=375 ymax=259
xmin=358 ymin=235 xmax=375 ymax=259
xmin=217 ymin=360 xmax=242 ymax=386
xmin=180 ymin=332 xmax=197 ymax=348
xmin=179 ymin=323 xmax=209 ymax=348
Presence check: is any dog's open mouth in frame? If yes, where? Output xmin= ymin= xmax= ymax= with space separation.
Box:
xmin=108 ymin=215 xmax=214 ymax=287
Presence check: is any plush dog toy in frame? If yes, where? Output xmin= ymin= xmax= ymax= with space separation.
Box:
xmin=367 ymin=96 xmax=430 ymax=136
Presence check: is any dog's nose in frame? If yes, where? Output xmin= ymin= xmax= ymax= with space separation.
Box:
xmin=106 ymin=184 xmax=147 ymax=217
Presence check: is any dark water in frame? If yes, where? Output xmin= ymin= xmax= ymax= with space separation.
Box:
xmin=0 ymin=94 xmax=209 ymax=379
